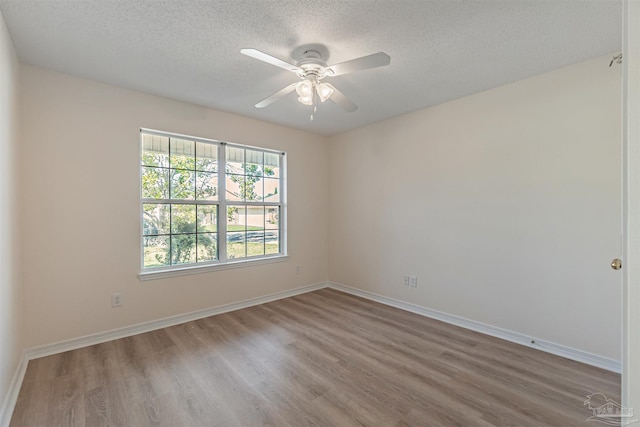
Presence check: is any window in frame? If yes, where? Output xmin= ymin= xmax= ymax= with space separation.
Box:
xmin=140 ymin=129 xmax=285 ymax=273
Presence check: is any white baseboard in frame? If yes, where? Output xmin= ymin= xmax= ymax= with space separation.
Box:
xmin=0 ymin=281 xmax=326 ymax=426
xmin=327 ymin=282 xmax=621 ymax=373
xmin=0 ymin=353 xmax=28 ymax=427
xmin=0 ymin=279 xmax=621 ymax=426
xmin=25 ymin=281 xmax=327 ymax=360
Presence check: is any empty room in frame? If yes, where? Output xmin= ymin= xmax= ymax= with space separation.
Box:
xmin=1 ymin=0 xmax=640 ymax=426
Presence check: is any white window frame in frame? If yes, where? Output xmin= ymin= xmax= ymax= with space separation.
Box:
xmin=138 ymin=128 xmax=287 ymax=280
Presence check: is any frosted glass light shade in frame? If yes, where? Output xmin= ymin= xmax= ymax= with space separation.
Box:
xmin=298 ymin=95 xmax=314 ymax=105
xmin=295 ymin=79 xmax=313 ymax=98
xmin=316 ymin=83 xmax=334 ymax=102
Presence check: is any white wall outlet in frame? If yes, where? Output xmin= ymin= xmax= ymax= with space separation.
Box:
xmin=409 ymin=276 xmax=418 ymax=288
xmin=296 ymin=265 xmax=301 ymax=274
xmin=111 ymin=293 xmax=123 ymax=308
xmin=403 ymin=275 xmax=410 ymax=286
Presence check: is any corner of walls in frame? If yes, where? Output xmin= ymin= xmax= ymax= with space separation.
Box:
xmin=18 ymin=64 xmax=331 ymax=351
xmin=329 ymin=281 xmax=621 ymax=373
xmin=0 ymin=8 xmax=26 ymax=427
xmin=327 ymin=55 xmax=623 ymax=362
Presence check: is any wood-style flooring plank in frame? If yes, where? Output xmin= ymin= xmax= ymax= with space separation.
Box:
xmin=10 ymin=288 xmax=621 ymax=426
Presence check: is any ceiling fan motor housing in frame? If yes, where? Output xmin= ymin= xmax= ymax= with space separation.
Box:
xmin=296 ymin=50 xmax=328 ymax=80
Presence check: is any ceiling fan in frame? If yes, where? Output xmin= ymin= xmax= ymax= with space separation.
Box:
xmin=240 ymin=46 xmax=391 ymax=113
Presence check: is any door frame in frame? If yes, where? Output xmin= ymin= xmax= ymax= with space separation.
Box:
xmin=622 ymin=0 xmax=640 ymax=416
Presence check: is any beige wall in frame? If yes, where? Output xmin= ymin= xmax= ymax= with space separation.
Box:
xmin=0 ymin=9 xmax=23 ymax=416
xmin=16 ymin=53 xmax=623 ymax=363
xmin=20 ymin=65 xmax=329 ymax=348
xmin=328 ymin=55 xmax=622 ymax=360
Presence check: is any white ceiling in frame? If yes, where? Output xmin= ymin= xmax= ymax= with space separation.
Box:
xmin=0 ymin=0 xmax=622 ymax=136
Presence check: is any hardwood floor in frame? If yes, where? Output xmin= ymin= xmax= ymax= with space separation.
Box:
xmin=10 ymin=288 xmax=620 ymax=426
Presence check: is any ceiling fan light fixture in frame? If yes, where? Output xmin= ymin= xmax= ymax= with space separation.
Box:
xmin=316 ymin=83 xmax=333 ymax=102
xmin=295 ymin=79 xmax=314 ymax=98
xmin=242 ymin=47 xmax=389 ymax=113
xmin=298 ymin=94 xmax=314 ymax=106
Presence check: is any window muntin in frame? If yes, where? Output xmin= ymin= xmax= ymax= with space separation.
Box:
xmin=140 ymin=130 xmax=284 ymax=271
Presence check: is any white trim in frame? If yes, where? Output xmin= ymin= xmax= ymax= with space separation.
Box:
xmin=140 ymin=129 xmax=287 ymax=273
xmin=0 ymin=282 xmax=324 ymax=425
xmin=1 ymin=280 xmax=623 ymax=426
xmin=328 ymin=282 xmax=621 ymax=373
xmin=279 ymin=152 xmax=288 ymax=256
xmin=25 ymin=282 xmax=325 ymax=360
xmin=138 ymin=254 xmax=288 ymax=281
xmin=0 ymin=353 xmax=28 ymax=427
xmin=217 ymin=144 xmax=228 ymax=261
xmin=140 ymin=127 xmax=224 ymax=146
xmin=622 ymin=0 xmax=640 ymax=412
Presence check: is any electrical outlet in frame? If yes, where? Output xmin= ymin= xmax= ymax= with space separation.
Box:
xmin=409 ymin=276 xmax=418 ymax=288
xmin=111 ymin=293 xmax=123 ymax=308
xmin=296 ymin=265 xmax=301 ymax=274
xmin=403 ymin=275 xmax=410 ymax=286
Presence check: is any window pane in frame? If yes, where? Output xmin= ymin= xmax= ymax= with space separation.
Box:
xmin=170 ymin=169 xmax=195 ymax=200
xmin=264 ymin=152 xmax=280 ymax=178
xmin=255 ymin=178 xmax=265 ymax=201
xmin=142 ymin=166 xmax=169 ymax=199
xmin=170 ymin=138 xmax=195 ymax=170
xmin=246 ymin=206 xmax=265 ymax=230
xmin=196 ymin=142 xmax=217 ymax=172
xmin=143 ymin=203 xmax=170 ymax=235
xmin=266 ymin=207 xmax=279 ymax=230
xmin=142 ymin=134 xmax=169 ymax=168
xmin=244 ymin=174 xmax=263 ymax=202
xmin=171 ymin=234 xmax=196 ymax=264
xmin=144 ymin=236 xmax=170 ymax=267
xmin=226 ymin=174 xmax=243 ymax=202
xmin=226 ymin=146 xmax=244 ymax=174
xmin=247 ymin=231 xmax=265 ymax=257
xmin=196 ymin=171 xmax=218 ymax=200
xmin=172 ymin=204 xmax=196 ymax=234
xmin=197 ymin=233 xmax=217 ymax=262
xmin=264 ymin=178 xmax=280 ymax=202
xmin=245 ymin=150 xmax=264 ymax=176
xmin=227 ymin=232 xmax=246 ymax=259
xmin=265 ymin=231 xmax=279 ymax=255
xmin=197 ymin=205 xmax=217 ymax=232
xmin=227 ymin=205 xmax=244 ymax=232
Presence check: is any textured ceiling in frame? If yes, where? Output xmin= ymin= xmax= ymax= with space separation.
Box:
xmin=0 ymin=0 xmax=622 ymax=136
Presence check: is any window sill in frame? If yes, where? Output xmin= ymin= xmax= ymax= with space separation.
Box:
xmin=138 ymin=255 xmax=289 ymax=281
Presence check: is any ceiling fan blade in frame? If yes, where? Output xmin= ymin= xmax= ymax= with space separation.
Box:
xmin=255 ymin=83 xmax=298 ymax=108
xmin=240 ymin=48 xmax=301 ymax=73
xmin=324 ymin=83 xmax=358 ymax=112
xmin=326 ymin=52 xmax=390 ymax=76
